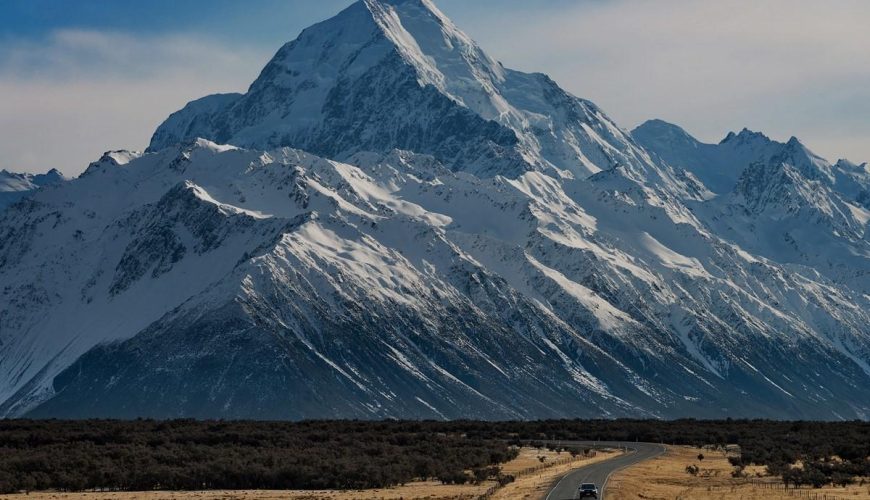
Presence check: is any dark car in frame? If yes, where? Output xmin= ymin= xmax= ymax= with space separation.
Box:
xmin=578 ymin=483 xmax=599 ymax=498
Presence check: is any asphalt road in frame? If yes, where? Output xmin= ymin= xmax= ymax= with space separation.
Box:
xmin=544 ymin=442 xmax=665 ymax=500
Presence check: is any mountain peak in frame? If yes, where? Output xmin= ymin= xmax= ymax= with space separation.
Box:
xmin=82 ymin=150 xmax=142 ymax=177
xmin=0 ymin=168 xmax=66 ymax=190
xmin=834 ymin=158 xmax=868 ymax=173
xmin=360 ymin=0 xmax=506 ymax=99
xmin=0 ymin=169 xmax=34 ymax=193
xmin=632 ymin=120 xmax=697 ymax=144
xmin=634 ymin=121 xmax=845 ymax=195
xmin=149 ymin=0 xmax=657 ymax=180
xmin=367 ymin=0 xmax=432 ymax=5
xmin=31 ymin=168 xmax=67 ymax=186
xmin=773 ymin=136 xmax=835 ymax=183
xmin=836 ymin=158 xmax=859 ymax=169
xmin=781 ymin=135 xmax=813 ymax=159
xmin=720 ymin=127 xmax=771 ymax=145
xmin=364 ymin=0 xmax=444 ymax=17
xmin=633 ymin=119 xmax=688 ymax=135
xmin=631 ymin=120 xmax=702 ymax=160
xmin=0 ymin=167 xmax=68 ymax=209
xmin=362 ymin=0 xmax=458 ymax=34
xmin=152 ymin=0 xmax=512 ymax=169
xmin=785 ymin=136 xmax=804 ymax=149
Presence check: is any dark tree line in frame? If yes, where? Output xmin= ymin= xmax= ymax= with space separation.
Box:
xmin=458 ymin=419 xmax=870 ymax=488
xmin=0 ymin=419 xmax=867 ymax=493
xmin=0 ymin=420 xmax=517 ymax=493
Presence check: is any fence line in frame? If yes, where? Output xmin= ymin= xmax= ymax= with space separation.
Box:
xmin=746 ymin=478 xmax=847 ymax=500
xmin=692 ymin=479 xmax=849 ymax=500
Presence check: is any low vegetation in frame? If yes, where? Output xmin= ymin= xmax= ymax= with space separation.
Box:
xmin=0 ymin=420 xmax=517 ymax=494
xmin=0 ymin=419 xmax=867 ymax=494
xmin=475 ymin=419 xmax=870 ymax=488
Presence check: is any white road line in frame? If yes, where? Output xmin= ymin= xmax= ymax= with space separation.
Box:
xmin=546 ymin=443 xmax=637 ymax=500
xmin=600 ymin=445 xmax=664 ymax=500
xmin=543 ymin=443 xmax=666 ymax=500
xmin=545 ymin=468 xmax=574 ymax=500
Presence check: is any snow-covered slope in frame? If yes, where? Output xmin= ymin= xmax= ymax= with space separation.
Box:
xmin=634 ymin=120 xmax=870 ymax=201
xmin=634 ymin=120 xmax=870 ymax=293
xmin=0 ymin=169 xmax=66 ymax=210
xmin=1 ymin=0 xmax=868 ymax=420
xmin=148 ymin=0 xmax=691 ymax=187
xmin=633 ymin=121 xmax=789 ymax=194
xmin=6 ymin=140 xmax=869 ymax=419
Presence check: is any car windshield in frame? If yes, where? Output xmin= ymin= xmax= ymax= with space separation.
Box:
xmin=581 ymin=484 xmax=596 ymax=490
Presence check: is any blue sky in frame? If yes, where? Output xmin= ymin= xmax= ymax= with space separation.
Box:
xmin=1 ymin=0 xmax=868 ymax=175
xmin=1 ymin=1 xmax=351 ymax=44
xmin=0 ymin=0 xmax=535 ymax=46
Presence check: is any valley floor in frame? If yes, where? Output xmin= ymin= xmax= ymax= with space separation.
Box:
xmin=608 ymin=445 xmax=870 ymax=500
xmin=5 ymin=445 xmax=869 ymax=500
xmin=0 ymin=448 xmax=616 ymax=500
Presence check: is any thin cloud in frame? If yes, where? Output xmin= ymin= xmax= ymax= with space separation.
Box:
xmin=466 ymin=0 xmax=870 ymax=162
xmin=1 ymin=2 xmax=868 ymax=176
xmin=0 ymin=30 xmax=271 ymax=175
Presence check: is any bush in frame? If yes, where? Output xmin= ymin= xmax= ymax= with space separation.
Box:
xmin=832 ymin=472 xmax=854 ymax=488
xmin=437 ymin=470 xmax=470 ymax=485
xmin=0 ymin=419 xmax=866 ymax=493
xmin=472 ymin=466 xmax=500 ymax=484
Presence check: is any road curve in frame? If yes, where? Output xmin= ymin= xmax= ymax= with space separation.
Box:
xmin=544 ymin=442 xmax=665 ymax=500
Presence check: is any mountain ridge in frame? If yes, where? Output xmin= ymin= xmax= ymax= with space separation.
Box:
xmin=634 ymin=119 xmax=870 ymax=293
xmin=1 ymin=1 xmax=868 ymax=420
xmin=0 ymin=168 xmax=67 ymax=210
xmin=633 ymin=119 xmax=869 ymax=199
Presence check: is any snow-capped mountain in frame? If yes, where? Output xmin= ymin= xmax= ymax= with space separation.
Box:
xmin=2 ymin=0 xmax=868 ymax=420
xmin=634 ymin=119 xmax=870 ymax=202
xmin=634 ymin=120 xmax=870 ymax=294
xmin=148 ymin=0 xmax=689 ymax=187
xmin=0 ymin=169 xmax=66 ymax=210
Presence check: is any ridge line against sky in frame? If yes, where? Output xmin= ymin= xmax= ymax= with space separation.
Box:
xmin=1 ymin=0 xmax=868 ymax=175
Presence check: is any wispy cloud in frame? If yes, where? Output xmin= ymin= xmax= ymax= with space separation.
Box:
xmin=0 ymin=30 xmax=271 ymax=175
xmin=1 ymin=1 xmax=868 ymax=176
xmin=466 ymin=0 xmax=870 ymax=162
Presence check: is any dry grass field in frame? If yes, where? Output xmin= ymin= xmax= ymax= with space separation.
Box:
xmin=8 ymin=444 xmax=868 ymax=500
xmin=608 ymin=445 xmax=870 ymax=500
xmin=0 ymin=482 xmax=483 ymax=500
xmin=0 ymin=447 xmax=617 ymax=500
